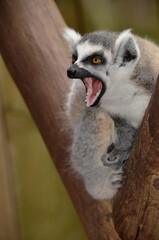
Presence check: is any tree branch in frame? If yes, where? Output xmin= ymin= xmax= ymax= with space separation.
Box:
xmin=113 ymin=76 xmax=159 ymax=240
xmin=1 ymin=1 xmax=158 ymax=239
xmin=0 ymin=0 xmax=119 ymax=239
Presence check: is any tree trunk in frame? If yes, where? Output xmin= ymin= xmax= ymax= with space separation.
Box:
xmin=0 ymin=0 xmax=118 ymax=239
xmin=0 ymin=0 xmax=159 ymax=239
xmin=113 ymin=76 xmax=159 ymax=240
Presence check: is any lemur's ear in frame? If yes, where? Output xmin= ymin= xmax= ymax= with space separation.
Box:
xmin=63 ymin=27 xmax=81 ymax=52
xmin=113 ymin=29 xmax=140 ymax=67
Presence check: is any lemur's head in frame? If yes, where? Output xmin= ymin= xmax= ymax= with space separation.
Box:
xmin=64 ymin=27 xmax=140 ymax=107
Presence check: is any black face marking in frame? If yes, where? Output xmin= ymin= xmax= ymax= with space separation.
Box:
xmin=106 ymin=70 xmax=109 ymax=76
xmin=82 ymin=51 xmax=106 ymax=66
xmin=67 ymin=64 xmax=91 ymax=79
xmin=72 ymin=51 xmax=78 ymax=64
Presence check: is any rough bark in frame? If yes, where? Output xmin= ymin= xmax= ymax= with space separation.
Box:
xmin=0 ymin=0 xmax=119 ymax=239
xmin=113 ymin=76 xmax=159 ymax=240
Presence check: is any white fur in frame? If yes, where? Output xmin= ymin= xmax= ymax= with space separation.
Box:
xmin=65 ymin=28 xmax=156 ymax=200
xmin=101 ymin=30 xmax=147 ymax=128
xmin=63 ymin=27 xmax=81 ymax=51
xmin=102 ymin=79 xmax=150 ymax=128
xmin=114 ymin=29 xmax=140 ymax=67
xmin=76 ymin=41 xmax=103 ymax=63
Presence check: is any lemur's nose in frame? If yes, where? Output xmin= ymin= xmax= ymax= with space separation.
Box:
xmin=67 ymin=67 xmax=77 ymax=78
xmin=67 ymin=65 xmax=91 ymax=79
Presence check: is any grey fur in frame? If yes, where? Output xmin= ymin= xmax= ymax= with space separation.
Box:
xmin=79 ymin=31 xmax=118 ymax=50
xmin=71 ymin=108 xmax=123 ymax=199
xmin=133 ymin=62 xmax=155 ymax=92
xmin=64 ymin=27 xmax=159 ymax=200
xmin=102 ymin=116 xmax=137 ymax=170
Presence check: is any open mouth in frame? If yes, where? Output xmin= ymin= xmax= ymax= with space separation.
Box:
xmin=82 ymin=77 xmax=105 ymax=107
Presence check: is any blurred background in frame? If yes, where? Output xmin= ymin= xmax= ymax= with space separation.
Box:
xmin=0 ymin=0 xmax=158 ymax=239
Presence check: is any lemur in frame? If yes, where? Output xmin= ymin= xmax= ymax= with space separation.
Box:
xmin=64 ymin=27 xmax=159 ymax=200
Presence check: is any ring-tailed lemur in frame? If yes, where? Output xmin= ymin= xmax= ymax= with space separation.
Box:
xmin=64 ymin=27 xmax=159 ymax=200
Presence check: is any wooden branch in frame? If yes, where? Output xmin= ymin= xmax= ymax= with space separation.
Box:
xmin=113 ymin=76 xmax=159 ymax=240
xmin=0 ymin=0 xmax=119 ymax=239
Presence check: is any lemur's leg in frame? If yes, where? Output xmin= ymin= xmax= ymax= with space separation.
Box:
xmin=71 ymin=108 xmax=123 ymax=200
xmin=102 ymin=116 xmax=137 ymax=170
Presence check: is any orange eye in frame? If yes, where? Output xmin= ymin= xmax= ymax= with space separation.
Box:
xmin=72 ymin=57 xmax=76 ymax=64
xmin=92 ymin=57 xmax=101 ymax=64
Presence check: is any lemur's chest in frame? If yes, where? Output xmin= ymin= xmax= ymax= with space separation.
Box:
xmin=101 ymin=82 xmax=151 ymax=128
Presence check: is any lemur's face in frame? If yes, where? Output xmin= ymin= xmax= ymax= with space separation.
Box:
xmin=64 ymin=28 xmax=140 ymax=107
xmin=67 ymin=41 xmax=109 ymax=107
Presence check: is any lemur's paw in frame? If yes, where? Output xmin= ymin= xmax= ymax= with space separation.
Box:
xmin=102 ymin=152 xmax=125 ymax=170
xmin=102 ymin=144 xmax=129 ymax=170
xmin=110 ymin=168 xmax=124 ymax=188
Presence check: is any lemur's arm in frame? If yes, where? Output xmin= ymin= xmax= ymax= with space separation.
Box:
xmin=102 ymin=116 xmax=137 ymax=170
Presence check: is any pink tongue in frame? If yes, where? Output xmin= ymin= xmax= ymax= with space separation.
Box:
xmin=83 ymin=77 xmax=102 ymax=107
